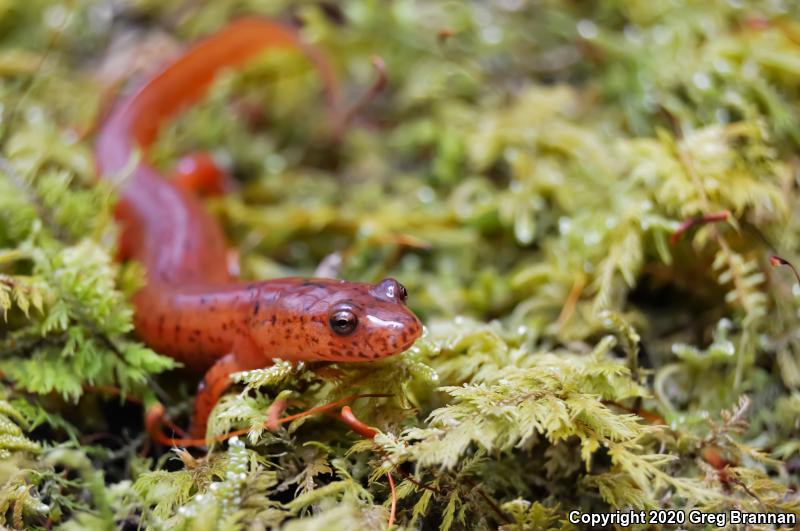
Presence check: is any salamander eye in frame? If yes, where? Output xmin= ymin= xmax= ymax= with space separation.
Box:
xmin=329 ymin=309 xmax=358 ymax=336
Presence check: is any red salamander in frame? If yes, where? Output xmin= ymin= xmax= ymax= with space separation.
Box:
xmin=95 ymin=18 xmax=422 ymax=438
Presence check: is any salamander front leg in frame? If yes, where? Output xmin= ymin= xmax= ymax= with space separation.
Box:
xmin=190 ymin=338 xmax=266 ymax=440
xmin=145 ymin=338 xmax=265 ymax=446
xmin=190 ymin=353 xmax=242 ymax=439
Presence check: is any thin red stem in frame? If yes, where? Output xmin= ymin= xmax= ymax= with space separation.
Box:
xmin=335 ymin=55 xmax=387 ymax=135
xmin=670 ymin=210 xmax=730 ymax=245
xmin=770 ymin=254 xmax=800 ymax=285
xmin=387 ymin=472 xmax=397 ymax=528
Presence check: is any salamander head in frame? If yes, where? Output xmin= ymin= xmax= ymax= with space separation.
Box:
xmin=249 ymin=278 xmax=422 ymax=362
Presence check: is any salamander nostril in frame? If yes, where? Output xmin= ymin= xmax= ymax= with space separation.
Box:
xmin=371 ymin=278 xmax=408 ymax=303
xmin=398 ymin=283 xmax=408 ymax=302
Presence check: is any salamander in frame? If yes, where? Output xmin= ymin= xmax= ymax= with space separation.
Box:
xmin=94 ymin=18 xmax=423 ymax=439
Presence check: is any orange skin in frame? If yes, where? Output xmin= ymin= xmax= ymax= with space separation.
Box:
xmin=95 ymin=18 xmax=423 ymax=439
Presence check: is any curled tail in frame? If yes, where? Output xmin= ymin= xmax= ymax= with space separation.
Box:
xmin=94 ymin=18 xmax=339 ymax=284
xmin=96 ymin=17 xmax=339 ymax=177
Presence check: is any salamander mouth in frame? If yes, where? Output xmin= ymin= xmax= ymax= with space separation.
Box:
xmin=365 ymin=330 xmax=421 ymax=359
xmin=398 ymin=332 xmax=421 ymax=352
